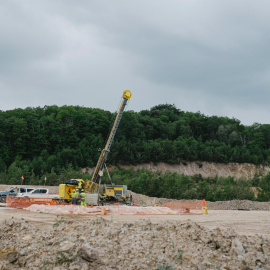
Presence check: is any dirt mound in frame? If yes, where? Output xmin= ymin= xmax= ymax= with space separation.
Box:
xmin=0 ymin=217 xmax=269 ymax=269
xmin=130 ymin=191 xmax=172 ymax=206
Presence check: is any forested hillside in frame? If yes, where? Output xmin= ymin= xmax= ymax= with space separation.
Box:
xmin=0 ymin=104 xmax=270 ymax=185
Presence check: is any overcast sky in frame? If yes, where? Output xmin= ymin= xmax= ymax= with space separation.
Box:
xmin=1 ymin=0 xmax=270 ymax=125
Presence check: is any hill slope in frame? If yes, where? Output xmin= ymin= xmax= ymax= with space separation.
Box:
xmin=100 ymin=161 xmax=270 ymax=180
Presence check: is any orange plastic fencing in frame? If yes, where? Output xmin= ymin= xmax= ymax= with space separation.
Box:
xmin=6 ymin=195 xmax=53 ymax=209
xmin=160 ymin=200 xmax=203 ymax=213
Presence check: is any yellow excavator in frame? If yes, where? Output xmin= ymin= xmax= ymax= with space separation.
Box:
xmin=59 ymin=90 xmax=132 ymax=205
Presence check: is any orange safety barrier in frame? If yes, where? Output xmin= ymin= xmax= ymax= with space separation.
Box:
xmin=6 ymin=195 xmax=54 ymax=209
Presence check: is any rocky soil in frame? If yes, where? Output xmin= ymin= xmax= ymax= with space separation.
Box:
xmin=0 ymin=216 xmax=269 ymax=270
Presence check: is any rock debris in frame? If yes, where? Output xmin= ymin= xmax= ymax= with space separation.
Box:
xmin=0 ymin=217 xmax=269 ymax=270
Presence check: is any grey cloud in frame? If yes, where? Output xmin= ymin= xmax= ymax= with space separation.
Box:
xmin=0 ymin=0 xmax=270 ymax=125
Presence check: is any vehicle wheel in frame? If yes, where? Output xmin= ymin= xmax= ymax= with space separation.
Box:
xmin=0 ymin=196 xmax=6 ymax=203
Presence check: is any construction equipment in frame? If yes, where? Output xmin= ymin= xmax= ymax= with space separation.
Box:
xmin=58 ymin=179 xmax=84 ymax=202
xmin=59 ymin=90 xmax=132 ymax=205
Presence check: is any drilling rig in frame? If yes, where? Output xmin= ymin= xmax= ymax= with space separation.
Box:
xmin=59 ymin=90 xmax=132 ymax=205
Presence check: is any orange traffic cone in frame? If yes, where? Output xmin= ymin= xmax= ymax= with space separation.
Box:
xmin=102 ymin=207 xmax=107 ymax=215
xmin=201 ymin=199 xmax=208 ymax=215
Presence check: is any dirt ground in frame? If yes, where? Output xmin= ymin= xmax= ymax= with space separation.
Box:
xmin=1 ymin=206 xmax=269 ymax=238
xmin=1 ymin=206 xmax=270 ymax=269
xmin=1 ymin=183 xmax=270 ymax=269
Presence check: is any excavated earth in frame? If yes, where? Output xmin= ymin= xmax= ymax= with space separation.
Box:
xmin=0 ymin=216 xmax=270 ymax=270
xmin=1 ymin=185 xmax=270 ymax=269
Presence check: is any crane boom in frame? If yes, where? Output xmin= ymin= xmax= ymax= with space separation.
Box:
xmin=91 ymin=90 xmax=132 ymax=185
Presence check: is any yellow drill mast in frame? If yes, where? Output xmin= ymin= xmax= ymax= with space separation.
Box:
xmin=86 ymin=90 xmax=132 ymax=192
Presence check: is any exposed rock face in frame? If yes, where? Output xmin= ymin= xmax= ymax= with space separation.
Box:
xmin=114 ymin=162 xmax=270 ymax=180
xmin=0 ymin=217 xmax=269 ymax=269
xmin=1 ymin=161 xmax=270 ymax=194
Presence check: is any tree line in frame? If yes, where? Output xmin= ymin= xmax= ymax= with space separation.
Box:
xmin=0 ymin=104 xmax=270 ymax=188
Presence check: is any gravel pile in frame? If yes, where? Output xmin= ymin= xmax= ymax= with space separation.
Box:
xmin=0 ymin=217 xmax=269 ymax=269
xmin=207 ymin=200 xmax=270 ymax=211
xmin=130 ymin=191 xmax=172 ymax=206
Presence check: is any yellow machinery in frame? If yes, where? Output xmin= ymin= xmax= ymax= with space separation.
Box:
xmin=59 ymin=90 xmax=132 ymax=205
xmin=59 ymin=180 xmax=130 ymax=204
xmin=59 ymin=179 xmax=84 ymax=201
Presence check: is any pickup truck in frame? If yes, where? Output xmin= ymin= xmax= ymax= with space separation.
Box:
xmin=0 ymin=187 xmax=35 ymax=203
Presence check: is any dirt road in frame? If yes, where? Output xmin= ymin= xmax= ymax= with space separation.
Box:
xmin=1 ymin=206 xmax=269 ymax=237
